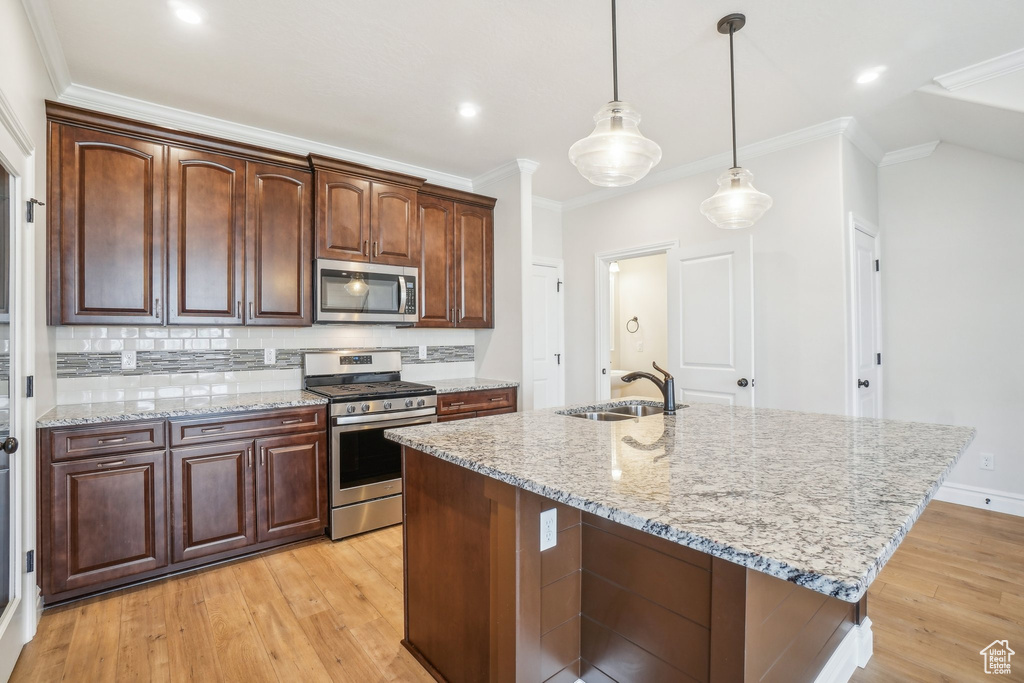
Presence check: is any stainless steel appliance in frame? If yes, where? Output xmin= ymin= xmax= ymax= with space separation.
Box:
xmin=314 ymin=259 xmax=418 ymax=324
xmin=303 ymin=350 xmax=436 ymax=540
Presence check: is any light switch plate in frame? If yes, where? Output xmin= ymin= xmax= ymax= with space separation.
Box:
xmin=121 ymin=350 xmax=137 ymax=370
xmin=540 ymin=509 xmax=557 ymax=551
xmin=264 ymin=348 xmax=276 ymax=365
xmin=980 ymin=453 xmax=994 ymax=470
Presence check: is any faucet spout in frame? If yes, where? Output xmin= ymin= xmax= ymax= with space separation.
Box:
xmin=621 ymin=362 xmax=677 ymax=415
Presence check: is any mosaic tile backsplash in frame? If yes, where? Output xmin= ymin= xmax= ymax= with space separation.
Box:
xmin=55 ymin=325 xmax=477 ymax=405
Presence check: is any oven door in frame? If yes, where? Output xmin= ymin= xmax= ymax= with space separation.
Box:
xmin=331 ymin=412 xmax=436 ymax=507
xmin=316 ymin=259 xmax=418 ymax=324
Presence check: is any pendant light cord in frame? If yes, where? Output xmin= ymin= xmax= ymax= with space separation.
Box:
xmin=611 ymin=0 xmax=619 ymax=101
xmin=729 ymin=23 xmax=738 ymax=169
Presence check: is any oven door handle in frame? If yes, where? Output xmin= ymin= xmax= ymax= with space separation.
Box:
xmin=332 ymin=415 xmax=437 ymax=434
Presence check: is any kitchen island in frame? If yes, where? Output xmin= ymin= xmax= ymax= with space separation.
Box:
xmin=385 ymin=399 xmax=974 ymax=683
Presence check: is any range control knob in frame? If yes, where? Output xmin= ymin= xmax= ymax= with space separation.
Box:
xmin=346 ymin=405 xmax=356 ymax=414
xmin=405 ymin=399 xmax=414 ymax=408
xmin=383 ymin=401 xmax=392 ymax=410
xmin=361 ymin=403 xmax=370 ymax=412
xmin=417 ymin=398 xmax=426 ymax=407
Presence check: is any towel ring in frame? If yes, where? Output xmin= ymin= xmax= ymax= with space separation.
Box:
xmin=625 ymin=316 xmax=639 ymax=334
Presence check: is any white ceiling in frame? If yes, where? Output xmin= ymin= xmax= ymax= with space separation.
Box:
xmin=40 ymin=0 xmax=1024 ymax=200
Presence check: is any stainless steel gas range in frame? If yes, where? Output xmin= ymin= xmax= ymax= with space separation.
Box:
xmin=302 ymin=351 xmax=437 ymax=540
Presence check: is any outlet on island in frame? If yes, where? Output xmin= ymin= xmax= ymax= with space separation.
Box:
xmin=540 ymin=508 xmax=557 ymax=551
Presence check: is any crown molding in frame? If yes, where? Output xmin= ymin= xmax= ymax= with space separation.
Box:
xmin=532 ymin=196 xmax=563 ymax=213
xmin=472 ymin=158 xmax=539 ymax=189
xmin=934 ymin=48 xmax=1024 ymax=92
xmin=562 ymin=117 xmax=871 ymax=212
xmin=0 ymin=88 xmax=34 ymax=155
xmin=20 ymin=0 xmax=71 ymax=94
xmin=878 ymin=141 xmax=940 ymax=167
xmin=57 ymin=83 xmax=474 ymax=191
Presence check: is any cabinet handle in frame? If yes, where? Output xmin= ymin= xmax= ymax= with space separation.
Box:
xmin=201 ymin=426 xmax=225 ymax=433
xmin=363 ymin=240 xmax=369 ymax=256
xmin=247 ymin=447 xmax=253 ymax=469
xmin=97 ymin=460 xmax=126 ymax=468
xmin=449 ymin=401 xmax=465 ymax=407
xmin=260 ymin=447 xmax=266 ymax=467
xmin=97 ymin=436 xmax=127 ymax=444
xmin=489 ymin=397 xmax=504 ymax=402
xmin=237 ymin=301 xmax=242 ymax=318
xmin=373 ymin=241 xmax=379 ymax=257
xmin=249 ymin=302 xmax=254 ymax=319
xmin=155 ymin=298 xmax=160 ymax=321
xmin=281 ymin=418 xmax=302 ymax=425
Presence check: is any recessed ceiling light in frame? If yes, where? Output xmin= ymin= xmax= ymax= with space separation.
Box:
xmin=170 ymin=2 xmax=202 ymax=24
xmin=856 ymin=66 xmax=887 ymax=84
xmin=458 ymin=103 xmax=480 ymax=118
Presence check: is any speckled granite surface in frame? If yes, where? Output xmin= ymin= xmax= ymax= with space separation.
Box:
xmin=386 ymin=399 xmax=975 ymax=602
xmin=423 ymin=378 xmax=520 ymax=394
xmin=37 ymin=390 xmax=327 ymax=427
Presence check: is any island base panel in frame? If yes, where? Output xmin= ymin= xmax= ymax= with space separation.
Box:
xmin=402 ymin=447 xmax=866 ymax=682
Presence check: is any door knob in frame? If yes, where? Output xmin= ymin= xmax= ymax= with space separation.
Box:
xmin=1 ymin=437 xmax=18 ymax=454
xmin=858 ymin=379 xmax=870 ymax=388
xmin=736 ymin=378 xmax=749 ymax=388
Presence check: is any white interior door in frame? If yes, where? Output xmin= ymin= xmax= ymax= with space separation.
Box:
xmin=666 ymin=235 xmax=754 ymax=406
xmin=852 ymin=227 xmax=881 ymax=417
xmin=530 ymin=262 xmax=564 ymax=409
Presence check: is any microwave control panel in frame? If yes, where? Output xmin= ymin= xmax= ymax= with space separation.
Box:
xmin=405 ymin=278 xmax=417 ymax=314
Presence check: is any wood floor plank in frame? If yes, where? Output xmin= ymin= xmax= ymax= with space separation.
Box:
xmin=321 ymin=541 xmax=405 ymax=634
xmin=351 ymin=533 xmax=405 ymax=592
xmin=60 ymin=594 xmax=123 ymax=682
xmin=263 ymin=547 xmax=331 ymax=620
xmin=298 ymin=609 xmax=388 ymax=683
xmin=164 ymin=575 xmax=224 ymax=681
xmin=9 ymin=604 xmax=78 ymax=683
xmin=200 ymin=571 xmax=278 ymax=683
xmin=116 ymin=584 xmax=171 ymax=683
xmin=349 ymin=617 xmax=436 ymax=683
xmin=299 ymin=537 xmax=383 ymax=628
xmin=247 ymin=596 xmax=333 ymax=682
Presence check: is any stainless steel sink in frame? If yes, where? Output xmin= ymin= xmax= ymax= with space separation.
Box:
xmin=567 ymin=411 xmax=636 ymax=422
xmin=604 ymin=405 xmax=663 ymax=417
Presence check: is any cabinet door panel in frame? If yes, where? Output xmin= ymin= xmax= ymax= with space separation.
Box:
xmin=58 ymin=126 xmax=165 ymax=324
xmin=246 ymin=163 xmax=312 ymax=325
xmin=416 ymin=195 xmax=455 ymax=327
xmin=316 ymin=171 xmax=370 ymax=261
xmin=167 ymin=148 xmax=245 ymax=324
xmin=51 ymin=451 xmax=167 ymax=592
xmin=371 ymin=182 xmax=419 ymax=267
xmin=171 ymin=441 xmax=255 ymax=563
xmin=454 ymin=203 xmax=493 ymax=328
xmin=256 ymin=432 xmax=326 ymax=542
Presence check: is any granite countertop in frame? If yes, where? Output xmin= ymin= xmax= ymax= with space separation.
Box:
xmin=385 ymin=398 xmax=975 ymax=602
xmin=423 ymin=377 xmax=520 ymax=394
xmin=37 ymin=390 xmax=328 ymax=428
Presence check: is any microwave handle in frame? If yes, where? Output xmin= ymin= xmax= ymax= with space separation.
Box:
xmin=398 ymin=276 xmax=408 ymax=313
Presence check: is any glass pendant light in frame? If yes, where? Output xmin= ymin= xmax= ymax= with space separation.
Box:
xmin=569 ymin=0 xmax=661 ymax=187
xmin=700 ymin=13 xmax=772 ymax=229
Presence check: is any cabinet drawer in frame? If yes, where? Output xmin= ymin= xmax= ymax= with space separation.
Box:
xmin=437 ymin=388 xmax=517 ymax=416
xmin=48 ymin=421 xmax=166 ymax=462
xmin=169 ymin=406 xmax=325 ymax=446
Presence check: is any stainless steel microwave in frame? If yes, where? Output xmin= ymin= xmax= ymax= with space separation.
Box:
xmin=314 ymin=259 xmax=418 ymax=324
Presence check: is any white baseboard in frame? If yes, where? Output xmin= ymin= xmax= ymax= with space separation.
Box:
xmin=814 ymin=617 xmax=874 ymax=683
xmin=933 ymin=482 xmax=1024 ymax=518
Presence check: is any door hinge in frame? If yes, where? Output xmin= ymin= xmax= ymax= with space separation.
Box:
xmin=26 ymin=375 xmax=33 ymax=398
xmin=876 ymin=352 xmax=882 ymax=366
xmin=874 ymin=259 xmax=879 ymax=272
xmin=556 ymin=279 xmax=563 ymax=292
xmin=26 ymin=198 xmax=44 ymax=224
xmin=25 ymin=550 xmax=34 ymax=573
xmin=555 ymin=353 xmax=561 ymax=365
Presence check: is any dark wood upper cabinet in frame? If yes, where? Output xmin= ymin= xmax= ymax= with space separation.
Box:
xmin=310 ymin=155 xmax=424 ymax=268
xmin=51 ymin=124 xmax=166 ymax=325
xmin=245 ymin=162 xmax=313 ymax=325
xmin=255 ymin=431 xmax=326 ymax=542
xmin=416 ymin=194 xmax=455 ymax=327
xmin=416 ymin=185 xmax=496 ymax=329
xmin=50 ymin=450 xmax=168 ymax=593
xmin=167 ymin=149 xmax=246 ymax=325
xmin=171 ymin=440 xmax=255 ymax=563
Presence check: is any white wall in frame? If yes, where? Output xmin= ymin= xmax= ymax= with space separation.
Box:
xmin=880 ymin=143 xmax=1024 ymax=498
xmin=611 ymin=254 xmax=666 ymax=400
xmin=532 ymin=202 xmax=563 ymax=259
xmin=563 ymin=135 xmax=849 ymax=413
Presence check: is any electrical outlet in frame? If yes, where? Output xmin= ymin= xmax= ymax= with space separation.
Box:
xmin=980 ymin=453 xmax=994 ymax=471
xmin=419 ymin=345 xmax=427 ymax=360
xmin=540 ymin=509 xmax=557 ymax=552
xmin=121 ymin=350 xmax=137 ymax=370
xmin=264 ymin=348 xmax=276 ymax=365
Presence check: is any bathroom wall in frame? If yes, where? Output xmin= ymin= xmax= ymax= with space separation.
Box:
xmin=54 ymin=325 xmax=475 ymax=404
xmin=611 ymin=254 xmax=668 ymax=400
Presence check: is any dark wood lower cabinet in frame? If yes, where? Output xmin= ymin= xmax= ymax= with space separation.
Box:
xmin=171 ymin=440 xmax=255 ymax=562
xmin=402 ymin=447 xmax=865 ymax=683
xmin=39 ymin=407 xmax=328 ymax=603
xmin=50 ymin=450 xmax=168 ymax=593
xmin=256 ymin=432 xmax=327 ymax=542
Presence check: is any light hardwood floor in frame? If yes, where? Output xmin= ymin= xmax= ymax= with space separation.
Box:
xmin=11 ymin=501 xmax=1024 ymax=682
